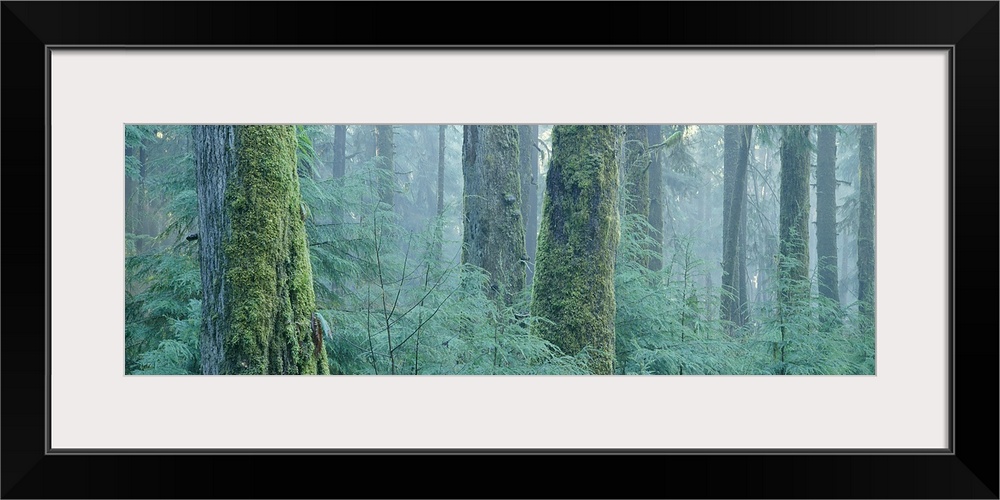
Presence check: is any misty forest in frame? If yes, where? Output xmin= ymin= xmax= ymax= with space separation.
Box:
xmin=125 ymin=124 xmax=875 ymax=375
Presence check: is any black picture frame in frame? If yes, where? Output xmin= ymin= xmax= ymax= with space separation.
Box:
xmin=3 ymin=2 xmax=996 ymax=498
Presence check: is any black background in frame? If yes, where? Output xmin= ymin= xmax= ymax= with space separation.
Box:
xmin=2 ymin=2 xmax=996 ymax=498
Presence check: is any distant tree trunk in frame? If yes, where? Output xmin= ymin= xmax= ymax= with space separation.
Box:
xmin=857 ymin=125 xmax=875 ymax=324
xmin=432 ymin=125 xmax=446 ymax=261
xmin=374 ymin=125 xmax=394 ymax=207
xmin=462 ymin=125 xmax=527 ymax=303
xmin=622 ymin=125 xmax=650 ymax=219
xmin=646 ymin=125 xmax=663 ymax=271
xmin=134 ymin=144 xmax=151 ymax=253
xmin=125 ymin=144 xmax=137 ymax=241
xmin=777 ymin=125 xmax=812 ymax=364
xmin=531 ymin=126 xmax=619 ymax=375
xmin=194 ymin=125 xmax=329 ymax=375
xmin=518 ymin=125 xmax=539 ymax=286
xmin=332 ymin=125 xmax=346 ymax=179
xmin=437 ymin=125 xmax=446 ymax=218
xmin=721 ymin=125 xmax=752 ymax=331
xmin=528 ymin=125 xmax=540 ymax=282
xmin=816 ymin=125 xmax=840 ymax=304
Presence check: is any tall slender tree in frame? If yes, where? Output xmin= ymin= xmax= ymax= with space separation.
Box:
xmin=462 ymin=125 xmax=527 ymax=303
xmin=857 ymin=125 xmax=875 ymax=325
xmin=816 ymin=125 xmax=840 ymax=304
xmin=332 ymin=125 xmax=346 ymax=179
xmin=531 ymin=125 xmax=619 ymax=374
xmin=721 ymin=125 xmax=752 ymax=330
xmin=193 ymin=125 xmax=328 ymax=375
xmin=374 ymin=125 xmax=394 ymax=207
xmin=622 ymin=125 xmax=650 ymax=220
xmin=518 ymin=125 xmax=540 ymax=286
xmin=646 ymin=125 xmax=664 ymax=271
xmin=777 ymin=125 xmax=812 ymax=364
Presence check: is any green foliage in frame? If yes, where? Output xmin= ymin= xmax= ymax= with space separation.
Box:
xmin=613 ymin=198 xmax=873 ymax=375
xmin=126 ymin=123 xmax=874 ymax=376
xmin=308 ymin=156 xmax=587 ymax=375
xmin=126 ymin=251 xmax=201 ymax=374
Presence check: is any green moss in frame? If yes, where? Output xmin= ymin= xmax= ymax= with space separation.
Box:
xmin=461 ymin=125 xmax=527 ymax=304
xmin=530 ymin=126 xmax=619 ymax=374
xmin=222 ymin=126 xmax=328 ymax=375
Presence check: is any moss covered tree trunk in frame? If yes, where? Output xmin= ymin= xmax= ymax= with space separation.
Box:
xmin=462 ymin=125 xmax=527 ymax=303
xmin=857 ymin=125 xmax=876 ymax=324
xmin=721 ymin=125 xmax=752 ymax=330
xmin=194 ymin=125 xmax=329 ymax=375
xmin=646 ymin=125 xmax=663 ymax=271
xmin=374 ymin=125 xmax=394 ymax=207
xmin=777 ymin=125 xmax=812 ymax=364
xmin=816 ymin=125 xmax=840 ymax=304
xmin=518 ymin=125 xmax=539 ymax=287
xmin=530 ymin=125 xmax=619 ymax=374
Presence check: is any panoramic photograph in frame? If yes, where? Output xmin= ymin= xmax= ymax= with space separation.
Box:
xmin=125 ymin=124 xmax=875 ymax=375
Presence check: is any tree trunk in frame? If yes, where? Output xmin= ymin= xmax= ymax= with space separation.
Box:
xmin=778 ymin=125 xmax=812 ymax=363
xmin=135 ymin=144 xmax=151 ymax=253
xmin=462 ymin=125 xmax=527 ymax=303
xmin=518 ymin=125 xmax=539 ymax=286
xmin=437 ymin=125 xmax=446 ymax=218
xmin=125 ymin=144 xmax=137 ymax=241
xmin=194 ymin=125 xmax=329 ymax=375
xmin=432 ymin=125 xmax=446 ymax=261
xmin=816 ymin=125 xmax=840 ymax=304
xmin=332 ymin=125 xmax=346 ymax=179
xmin=646 ymin=125 xmax=663 ymax=271
xmin=721 ymin=125 xmax=752 ymax=330
xmin=374 ymin=125 xmax=394 ymax=207
xmin=622 ymin=125 xmax=650 ymax=220
xmin=857 ymin=125 xmax=875 ymax=324
xmin=530 ymin=125 xmax=619 ymax=375
xmin=194 ymin=125 xmax=233 ymax=374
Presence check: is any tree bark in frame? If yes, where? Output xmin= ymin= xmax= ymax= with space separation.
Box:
xmin=816 ymin=125 xmax=840 ymax=304
xmin=374 ymin=125 xmax=394 ymax=207
xmin=530 ymin=125 xmax=619 ymax=375
xmin=646 ymin=125 xmax=663 ymax=271
xmin=462 ymin=125 xmax=527 ymax=303
xmin=194 ymin=125 xmax=234 ymax=375
xmin=721 ymin=125 xmax=752 ymax=330
xmin=778 ymin=125 xmax=812 ymax=362
xmin=857 ymin=125 xmax=876 ymax=324
xmin=194 ymin=125 xmax=329 ymax=375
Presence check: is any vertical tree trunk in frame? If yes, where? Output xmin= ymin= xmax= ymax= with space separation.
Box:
xmin=816 ymin=125 xmax=840 ymax=304
xmin=778 ymin=125 xmax=812 ymax=363
xmin=857 ymin=125 xmax=876 ymax=324
xmin=125 ymin=144 xmax=137 ymax=241
xmin=530 ymin=126 xmax=619 ymax=375
xmin=518 ymin=125 xmax=539 ymax=286
xmin=437 ymin=125 xmax=446 ymax=219
xmin=194 ymin=125 xmax=329 ymax=375
xmin=462 ymin=125 xmax=527 ymax=303
xmin=194 ymin=125 xmax=234 ymax=375
xmin=646 ymin=125 xmax=663 ymax=271
xmin=332 ymin=125 xmax=346 ymax=179
xmin=622 ymin=125 xmax=650 ymax=220
xmin=135 ymin=144 xmax=151 ymax=253
xmin=432 ymin=125 xmax=446 ymax=262
xmin=721 ymin=125 xmax=752 ymax=330
xmin=374 ymin=125 xmax=394 ymax=207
